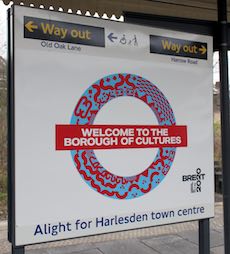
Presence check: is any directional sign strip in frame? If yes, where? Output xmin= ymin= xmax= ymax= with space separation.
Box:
xmin=24 ymin=16 xmax=105 ymax=47
xmin=150 ymin=35 xmax=208 ymax=60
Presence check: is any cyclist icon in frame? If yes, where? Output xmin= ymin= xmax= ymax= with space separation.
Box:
xmin=128 ymin=35 xmax=138 ymax=46
xmin=120 ymin=34 xmax=127 ymax=45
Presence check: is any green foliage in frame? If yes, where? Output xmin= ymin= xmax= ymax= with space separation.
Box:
xmin=214 ymin=121 xmax=221 ymax=162
xmin=0 ymin=192 xmax=6 ymax=202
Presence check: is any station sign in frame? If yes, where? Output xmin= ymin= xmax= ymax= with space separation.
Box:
xmin=10 ymin=5 xmax=214 ymax=246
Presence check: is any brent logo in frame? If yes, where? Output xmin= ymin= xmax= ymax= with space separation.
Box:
xmin=182 ymin=168 xmax=205 ymax=193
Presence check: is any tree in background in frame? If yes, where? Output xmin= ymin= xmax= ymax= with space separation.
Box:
xmin=0 ymin=55 xmax=7 ymax=219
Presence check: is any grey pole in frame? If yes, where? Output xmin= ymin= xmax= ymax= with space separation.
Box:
xmin=12 ymin=246 xmax=25 ymax=254
xmin=218 ymin=0 xmax=230 ymax=254
xmin=199 ymin=219 xmax=210 ymax=254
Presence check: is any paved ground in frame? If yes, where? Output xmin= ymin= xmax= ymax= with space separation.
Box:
xmin=0 ymin=201 xmax=224 ymax=254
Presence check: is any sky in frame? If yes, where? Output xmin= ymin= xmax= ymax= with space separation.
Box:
xmin=0 ymin=1 xmax=220 ymax=83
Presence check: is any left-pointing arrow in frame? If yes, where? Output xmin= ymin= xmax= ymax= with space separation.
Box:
xmin=25 ymin=21 xmax=38 ymax=32
xmin=108 ymin=32 xmax=118 ymax=43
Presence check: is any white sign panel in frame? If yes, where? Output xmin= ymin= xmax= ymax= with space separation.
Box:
xmin=12 ymin=5 xmax=214 ymax=246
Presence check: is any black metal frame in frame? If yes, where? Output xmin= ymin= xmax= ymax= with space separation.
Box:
xmin=7 ymin=7 xmax=12 ymax=244
xmin=7 ymin=5 xmax=15 ymax=247
xmin=7 ymin=6 xmax=25 ymax=254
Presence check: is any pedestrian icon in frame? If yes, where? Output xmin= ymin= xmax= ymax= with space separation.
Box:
xmin=128 ymin=35 xmax=138 ymax=46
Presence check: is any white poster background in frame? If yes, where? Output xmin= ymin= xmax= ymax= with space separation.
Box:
xmin=13 ymin=6 xmax=214 ymax=245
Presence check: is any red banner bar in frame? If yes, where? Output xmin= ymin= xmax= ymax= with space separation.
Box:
xmin=56 ymin=125 xmax=187 ymax=150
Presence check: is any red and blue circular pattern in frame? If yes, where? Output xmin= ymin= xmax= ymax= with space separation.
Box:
xmin=71 ymin=73 xmax=176 ymax=199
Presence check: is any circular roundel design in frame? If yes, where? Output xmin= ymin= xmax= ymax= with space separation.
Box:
xmin=70 ymin=73 xmax=176 ymax=199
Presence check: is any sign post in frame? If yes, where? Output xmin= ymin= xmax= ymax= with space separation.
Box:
xmin=218 ymin=1 xmax=230 ymax=254
xmin=199 ymin=219 xmax=210 ymax=254
xmin=8 ymin=5 xmax=214 ymax=252
xmin=12 ymin=247 xmax=24 ymax=254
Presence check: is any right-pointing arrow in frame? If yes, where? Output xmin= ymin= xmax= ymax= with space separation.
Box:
xmin=199 ymin=45 xmax=207 ymax=55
